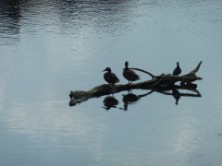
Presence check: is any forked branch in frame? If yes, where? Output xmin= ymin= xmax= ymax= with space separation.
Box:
xmin=69 ymin=61 xmax=203 ymax=106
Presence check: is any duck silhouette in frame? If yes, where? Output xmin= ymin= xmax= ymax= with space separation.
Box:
xmin=172 ymin=62 xmax=182 ymax=76
xmin=103 ymin=67 xmax=120 ymax=85
xmin=123 ymin=61 xmax=139 ymax=84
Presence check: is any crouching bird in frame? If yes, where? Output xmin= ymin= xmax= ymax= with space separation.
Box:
xmin=123 ymin=61 xmax=139 ymax=84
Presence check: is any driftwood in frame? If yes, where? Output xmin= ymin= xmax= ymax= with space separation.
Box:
xmin=69 ymin=61 xmax=202 ymax=107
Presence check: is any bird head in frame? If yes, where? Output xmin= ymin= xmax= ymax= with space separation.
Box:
xmin=103 ymin=67 xmax=111 ymax=72
xmin=125 ymin=61 xmax=129 ymax=68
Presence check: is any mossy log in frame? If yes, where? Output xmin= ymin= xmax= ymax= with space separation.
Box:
xmin=69 ymin=61 xmax=202 ymax=106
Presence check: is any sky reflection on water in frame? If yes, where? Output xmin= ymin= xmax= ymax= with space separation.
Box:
xmin=0 ymin=0 xmax=222 ymax=166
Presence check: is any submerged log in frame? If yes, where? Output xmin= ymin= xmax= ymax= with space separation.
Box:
xmin=69 ymin=61 xmax=202 ymax=106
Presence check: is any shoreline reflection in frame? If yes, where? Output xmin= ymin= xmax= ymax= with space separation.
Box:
xmin=0 ymin=0 xmax=22 ymax=36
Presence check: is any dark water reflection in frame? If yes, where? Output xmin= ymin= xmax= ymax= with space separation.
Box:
xmin=103 ymin=96 xmax=119 ymax=110
xmin=0 ymin=0 xmax=135 ymax=39
xmin=1 ymin=0 xmax=222 ymax=166
xmin=74 ymin=83 xmax=201 ymax=111
xmin=121 ymin=90 xmax=152 ymax=111
xmin=0 ymin=0 xmax=22 ymax=43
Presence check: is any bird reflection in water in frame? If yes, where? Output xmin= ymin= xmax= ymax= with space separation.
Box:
xmin=103 ymin=96 xmax=119 ymax=111
xmin=121 ymin=91 xmax=153 ymax=111
xmin=172 ymin=88 xmax=181 ymax=105
xmin=122 ymin=93 xmax=138 ymax=111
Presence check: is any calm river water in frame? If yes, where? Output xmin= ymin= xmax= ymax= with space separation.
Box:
xmin=1 ymin=0 xmax=222 ymax=166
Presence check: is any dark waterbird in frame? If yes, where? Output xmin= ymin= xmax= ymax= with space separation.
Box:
xmin=172 ymin=62 xmax=182 ymax=76
xmin=103 ymin=67 xmax=120 ymax=85
xmin=123 ymin=61 xmax=139 ymax=84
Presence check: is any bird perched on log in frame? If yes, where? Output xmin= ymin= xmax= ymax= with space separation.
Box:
xmin=123 ymin=61 xmax=139 ymax=84
xmin=103 ymin=67 xmax=120 ymax=85
xmin=172 ymin=62 xmax=182 ymax=76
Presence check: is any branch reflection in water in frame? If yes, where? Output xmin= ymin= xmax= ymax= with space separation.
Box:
xmin=70 ymin=83 xmax=201 ymax=111
xmin=69 ymin=61 xmax=202 ymax=110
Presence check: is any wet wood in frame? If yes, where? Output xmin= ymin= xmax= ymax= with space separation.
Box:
xmin=69 ymin=61 xmax=202 ymax=106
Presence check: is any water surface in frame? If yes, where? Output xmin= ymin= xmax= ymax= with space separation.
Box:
xmin=1 ymin=0 xmax=222 ymax=165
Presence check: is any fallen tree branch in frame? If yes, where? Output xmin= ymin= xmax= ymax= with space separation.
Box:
xmin=69 ymin=61 xmax=203 ymax=106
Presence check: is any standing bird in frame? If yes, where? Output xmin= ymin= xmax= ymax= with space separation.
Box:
xmin=172 ymin=62 xmax=182 ymax=76
xmin=123 ymin=61 xmax=139 ymax=84
xmin=103 ymin=67 xmax=120 ymax=86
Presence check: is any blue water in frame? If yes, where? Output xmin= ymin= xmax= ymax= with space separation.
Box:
xmin=1 ymin=0 xmax=222 ymax=165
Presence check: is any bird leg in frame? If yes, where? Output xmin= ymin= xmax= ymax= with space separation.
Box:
xmin=109 ymin=83 xmax=116 ymax=95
